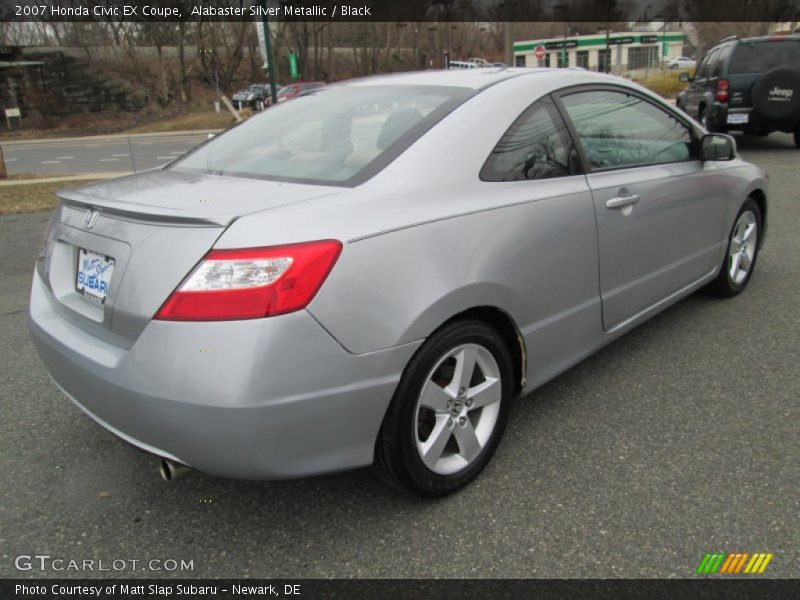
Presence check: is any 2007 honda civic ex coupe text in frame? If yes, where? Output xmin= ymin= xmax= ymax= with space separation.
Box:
xmin=29 ymin=69 xmax=767 ymax=497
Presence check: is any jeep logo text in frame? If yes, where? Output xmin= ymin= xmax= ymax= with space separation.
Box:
xmin=768 ymin=86 xmax=794 ymax=100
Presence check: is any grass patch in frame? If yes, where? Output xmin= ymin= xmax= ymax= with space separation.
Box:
xmin=125 ymin=109 xmax=237 ymax=134
xmin=634 ymin=69 xmax=691 ymax=99
xmin=0 ymin=180 xmax=98 ymax=215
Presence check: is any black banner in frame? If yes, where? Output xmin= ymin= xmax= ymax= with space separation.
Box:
xmin=3 ymin=579 xmax=800 ymax=600
xmin=2 ymin=0 xmax=800 ymax=22
xmin=544 ymin=40 xmax=579 ymax=49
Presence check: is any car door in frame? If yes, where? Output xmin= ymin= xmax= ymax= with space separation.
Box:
xmin=557 ymin=87 xmax=725 ymax=331
xmin=478 ymin=94 xmax=600 ymax=384
xmin=685 ymin=49 xmax=716 ymax=117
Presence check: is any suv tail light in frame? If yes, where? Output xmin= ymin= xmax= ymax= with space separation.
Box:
xmin=716 ymin=79 xmax=730 ymax=102
xmin=155 ymin=240 xmax=342 ymax=321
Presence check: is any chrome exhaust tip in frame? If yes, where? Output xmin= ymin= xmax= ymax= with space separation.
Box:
xmin=159 ymin=459 xmax=192 ymax=482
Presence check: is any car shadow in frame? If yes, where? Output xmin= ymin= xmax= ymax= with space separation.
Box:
xmin=730 ymin=131 xmax=796 ymax=152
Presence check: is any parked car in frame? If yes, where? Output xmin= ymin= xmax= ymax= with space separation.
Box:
xmin=273 ymin=81 xmax=325 ymax=103
xmin=231 ymin=84 xmax=269 ymax=109
xmin=667 ymin=56 xmax=696 ymax=69
xmin=677 ymin=34 xmax=800 ymax=147
xmin=30 ymin=69 xmax=767 ymax=497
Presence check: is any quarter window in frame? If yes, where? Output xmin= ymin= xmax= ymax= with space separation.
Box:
xmin=480 ymin=96 xmax=581 ymax=181
xmin=560 ymin=90 xmax=693 ymax=169
xmin=695 ymin=49 xmax=717 ymax=79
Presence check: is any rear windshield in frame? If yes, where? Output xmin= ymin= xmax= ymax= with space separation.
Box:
xmin=172 ymin=85 xmax=472 ymax=186
xmin=729 ymin=40 xmax=800 ymax=74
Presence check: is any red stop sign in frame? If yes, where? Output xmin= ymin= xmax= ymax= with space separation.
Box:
xmin=534 ymin=45 xmax=546 ymax=60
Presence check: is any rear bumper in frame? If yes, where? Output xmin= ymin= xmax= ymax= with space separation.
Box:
xmin=710 ymin=103 xmax=799 ymax=132
xmin=28 ymin=271 xmax=419 ymax=479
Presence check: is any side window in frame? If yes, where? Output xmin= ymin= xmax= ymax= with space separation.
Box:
xmin=711 ymin=45 xmax=732 ymax=77
xmin=560 ymin=90 xmax=693 ymax=169
xmin=695 ymin=50 xmax=714 ymax=79
xmin=480 ymin=96 xmax=581 ymax=182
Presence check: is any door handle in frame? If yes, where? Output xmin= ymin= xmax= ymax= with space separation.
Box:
xmin=606 ymin=194 xmax=640 ymax=209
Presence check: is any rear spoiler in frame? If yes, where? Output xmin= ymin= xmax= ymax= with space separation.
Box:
xmin=56 ymin=189 xmax=233 ymax=227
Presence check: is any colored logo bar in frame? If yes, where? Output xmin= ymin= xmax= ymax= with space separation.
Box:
xmin=697 ymin=552 xmax=773 ymax=574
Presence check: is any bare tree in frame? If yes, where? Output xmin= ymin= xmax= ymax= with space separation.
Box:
xmin=196 ymin=21 xmax=248 ymax=93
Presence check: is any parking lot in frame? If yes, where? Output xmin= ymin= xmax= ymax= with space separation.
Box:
xmin=0 ymin=134 xmax=797 ymax=579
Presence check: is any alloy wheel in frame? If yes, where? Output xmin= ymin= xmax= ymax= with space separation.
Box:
xmin=728 ymin=210 xmax=758 ymax=285
xmin=413 ymin=343 xmax=502 ymax=475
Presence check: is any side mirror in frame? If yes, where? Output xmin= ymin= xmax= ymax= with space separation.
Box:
xmin=701 ymin=133 xmax=736 ymax=161
xmin=678 ymin=72 xmax=691 ymax=83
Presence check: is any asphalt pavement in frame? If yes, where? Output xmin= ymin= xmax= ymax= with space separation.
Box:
xmin=0 ymin=134 xmax=797 ymax=579
xmin=0 ymin=132 xmax=212 ymax=176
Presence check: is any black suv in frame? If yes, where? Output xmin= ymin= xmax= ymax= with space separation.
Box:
xmin=231 ymin=84 xmax=270 ymax=110
xmin=677 ymin=34 xmax=800 ymax=147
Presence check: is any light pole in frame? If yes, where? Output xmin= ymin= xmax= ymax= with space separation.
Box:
xmin=259 ymin=1 xmax=278 ymax=106
xmin=427 ymin=26 xmax=438 ymax=69
xmin=395 ymin=22 xmax=407 ymax=64
xmin=499 ymin=2 xmax=513 ymax=67
xmin=660 ymin=17 xmax=669 ymax=71
xmin=553 ymin=4 xmax=568 ymax=68
xmin=604 ymin=0 xmax=612 ymax=73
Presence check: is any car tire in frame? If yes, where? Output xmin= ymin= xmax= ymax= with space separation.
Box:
xmin=707 ymin=199 xmax=762 ymax=297
xmin=794 ymin=129 xmax=800 ymax=148
xmin=700 ymin=108 xmax=727 ymax=134
xmin=374 ymin=319 xmax=514 ymax=497
xmin=699 ymin=107 xmax=711 ymax=131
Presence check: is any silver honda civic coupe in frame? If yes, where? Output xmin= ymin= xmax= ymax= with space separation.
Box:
xmin=29 ymin=68 xmax=767 ymax=497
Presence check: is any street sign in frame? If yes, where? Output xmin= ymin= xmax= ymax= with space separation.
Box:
xmin=534 ymin=45 xmax=546 ymax=60
xmin=288 ymin=52 xmax=299 ymax=79
xmin=5 ymin=107 xmax=21 ymax=130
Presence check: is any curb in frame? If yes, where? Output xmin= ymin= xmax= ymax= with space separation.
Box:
xmin=0 ymin=173 xmax=130 ymax=187
xmin=0 ymin=129 xmax=221 ymax=147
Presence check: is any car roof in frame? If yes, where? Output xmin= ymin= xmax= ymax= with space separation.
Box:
xmin=723 ymin=33 xmax=800 ymax=46
xmin=342 ymin=67 xmax=626 ymax=91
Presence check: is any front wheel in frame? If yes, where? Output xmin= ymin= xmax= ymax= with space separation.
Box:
xmin=374 ymin=320 xmax=514 ymax=497
xmin=794 ymin=129 xmax=800 ymax=148
xmin=707 ymin=199 xmax=762 ymax=297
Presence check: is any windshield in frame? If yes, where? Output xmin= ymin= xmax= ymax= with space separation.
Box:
xmin=729 ymin=40 xmax=800 ymax=74
xmin=172 ymin=85 xmax=472 ymax=186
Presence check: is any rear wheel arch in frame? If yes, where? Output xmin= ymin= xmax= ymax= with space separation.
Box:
xmin=436 ymin=306 xmax=527 ymax=398
xmin=748 ymin=189 xmax=767 ymax=248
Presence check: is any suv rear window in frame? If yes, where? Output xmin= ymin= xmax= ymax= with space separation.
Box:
xmin=729 ymin=40 xmax=800 ymax=74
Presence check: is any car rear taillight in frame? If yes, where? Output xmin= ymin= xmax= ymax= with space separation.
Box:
xmin=155 ymin=240 xmax=342 ymax=321
xmin=716 ymin=79 xmax=729 ymax=102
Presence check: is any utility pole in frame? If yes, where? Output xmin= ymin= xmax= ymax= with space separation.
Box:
xmin=503 ymin=2 xmax=513 ymax=66
xmin=554 ymin=3 xmax=568 ymax=68
xmin=260 ymin=1 xmax=278 ymax=106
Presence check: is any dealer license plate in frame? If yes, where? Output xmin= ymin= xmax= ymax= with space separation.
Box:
xmin=727 ymin=113 xmax=749 ymax=125
xmin=76 ymin=248 xmax=115 ymax=304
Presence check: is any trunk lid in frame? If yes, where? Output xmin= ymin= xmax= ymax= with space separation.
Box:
xmin=41 ymin=169 xmax=342 ymax=348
